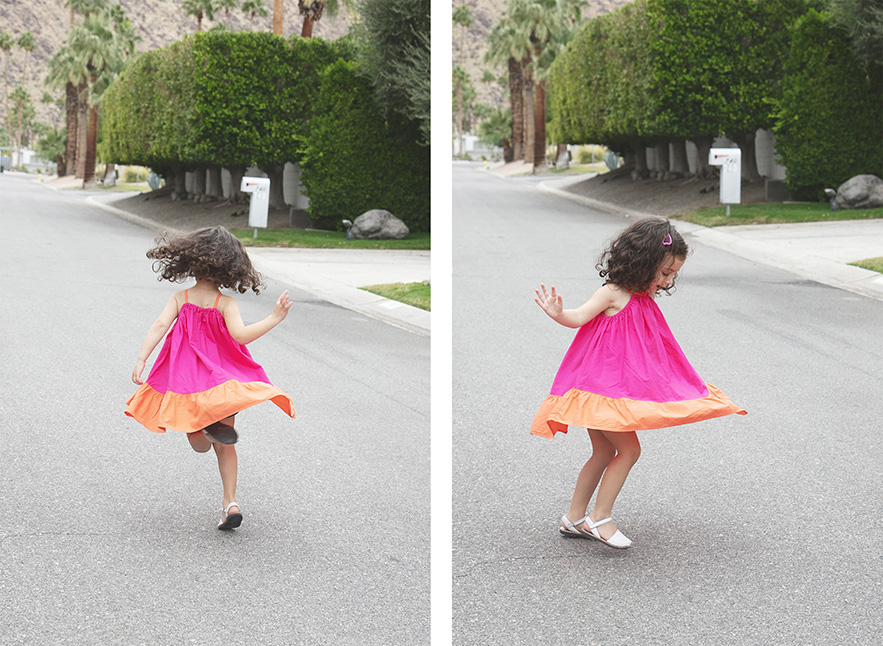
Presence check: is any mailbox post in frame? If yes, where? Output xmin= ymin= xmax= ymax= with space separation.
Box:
xmin=708 ymin=148 xmax=741 ymax=217
xmin=240 ymin=176 xmax=270 ymax=238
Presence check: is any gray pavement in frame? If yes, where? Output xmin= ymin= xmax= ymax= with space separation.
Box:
xmin=0 ymin=172 xmax=429 ymax=644
xmin=453 ymin=163 xmax=883 ymax=645
xmin=84 ymin=187 xmax=431 ymax=336
xmin=536 ymin=170 xmax=883 ymax=301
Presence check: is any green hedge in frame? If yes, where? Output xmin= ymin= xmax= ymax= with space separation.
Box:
xmin=299 ymin=60 xmax=429 ymax=232
xmin=101 ymin=32 xmax=342 ymax=170
xmin=190 ymin=32 xmax=341 ymax=168
xmin=548 ymin=0 xmax=808 ymax=152
xmin=100 ymin=32 xmax=429 ymax=230
xmin=548 ymin=0 xmax=655 ymax=150
xmin=773 ymin=9 xmax=883 ymax=200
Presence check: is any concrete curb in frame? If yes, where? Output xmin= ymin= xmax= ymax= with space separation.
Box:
xmin=246 ymin=248 xmax=430 ymax=337
xmin=86 ymin=195 xmax=430 ymax=335
xmin=538 ymin=181 xmax=883 ymax=302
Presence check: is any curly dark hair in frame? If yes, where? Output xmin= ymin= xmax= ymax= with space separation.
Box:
xmin=146 ymin=226 xmax=265 ymax=294
xmin=596 ymin=217 xmax=689 ymax=295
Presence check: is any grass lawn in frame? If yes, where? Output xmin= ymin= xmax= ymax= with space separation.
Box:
xmin=545 ymin=163 xmax=611 ymax=176
xmin=850 ymin=256 xmax=883 ymax=274
xmin=93 ymin=182 xmax=152 ymax=192
xmin=232 ymin=228 xmax=430 ymax=250
xmin=673 ymin=202 xmax=883 ymax=227
xmin=361 ymin=282 xmax=430 ymax=311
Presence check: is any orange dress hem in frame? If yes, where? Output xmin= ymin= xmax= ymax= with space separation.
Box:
xmin=125 ymin=379 xmax=295 ymax=434
xmin=530 ymin=384 xmax=746 ymax=438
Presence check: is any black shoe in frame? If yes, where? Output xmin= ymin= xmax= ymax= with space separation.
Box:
xmin=203 ymin=421 xmax=238 ymax=445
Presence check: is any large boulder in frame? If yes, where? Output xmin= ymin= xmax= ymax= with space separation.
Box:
xmin=833 ymin=174 xmax=883 ymax=210
xmin=351 ymin=209 xmax=409 ymax=240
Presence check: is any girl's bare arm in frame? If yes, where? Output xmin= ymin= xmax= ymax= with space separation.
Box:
xmin=221 ymin=291 xmax=292 ymax=345
xmin=535 ymin=284 xmax=616 ymax=328
xmin=132 ymin=295 xmax=180 ymax=384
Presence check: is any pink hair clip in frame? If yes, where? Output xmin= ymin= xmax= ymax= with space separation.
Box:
xmin=662 ymin=233 xmax=673 ymax=246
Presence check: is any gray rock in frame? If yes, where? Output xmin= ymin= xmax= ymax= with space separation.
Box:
xmin=351 ymin=209 xmax=409 ymax=240
xmin=833 ymin=174 xmax=883 ymax=210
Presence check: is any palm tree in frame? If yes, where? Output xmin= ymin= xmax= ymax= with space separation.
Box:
xmin=17 ymin=33 xmax=36 ymax=87
xmin=488 ymin=0 xmax=581 ymax=171
xmin=485 ymin=19 xmax=528 ymax=162
xmin=45 ymin=46 xmax=85 ymax=177
xmin=183 ymin=0 xmax=217 ymax=32
xmin=298 ymin=0 xmax=353 ymax=38
xmin=66 ymin=0 xmax=108 ymax=26
xmin=217 ymin=0 xmax=239 ymax=26
xmin=0 ymin=31 xmax=12 ymax=150
xmin=11 ymin=87 xmax=28 ymax=166
xmin=453 ymin=5 xmax=473 ymax=157
xmin=242 ymin=0 xmax=268 ymax=30
xmin=47 ymin=10 xmax=133 ymax=185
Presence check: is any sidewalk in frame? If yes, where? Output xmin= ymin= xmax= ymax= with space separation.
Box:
xmin=85 ymin=190 xmax=431 ymax=336
xmin=535 ymin=172 xmax=883 ymax=302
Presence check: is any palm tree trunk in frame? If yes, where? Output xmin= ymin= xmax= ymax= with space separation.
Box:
xmin=83 ymin=100 xmax=98 ymax=186
xmin=274 ymin=0 xmax=283 ymax=35
xmin=14 ymin=96 xmax=23 ymax=167
xmin=75 ymin=86 xmax=88 ymax=179
xmin=3 ymin=53 xmax=10 ymax=151
xmin=522 ymin=60 xmax=534 ymax=167
xmin=301 ymin=16 xmax=315 ymax=37
xmin=508 ymin=57 xmax=523 ymax=161
xmin=64 ymin=82 xmax=77 ymax=176
xmin=533 ymin=78 xmax=546 ymax=170
xmin=457 ymin=79 xmax=464 ymax=157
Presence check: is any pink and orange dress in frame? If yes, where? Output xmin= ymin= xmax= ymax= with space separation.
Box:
xmin=126 ymin=291 xmax=295 ymax=433
xmin=531 ymin=291 xmax=745 ymax=437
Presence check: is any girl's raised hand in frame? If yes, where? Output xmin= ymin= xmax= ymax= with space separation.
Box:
xmin=273 ymin=290 xmax=292 ymax=320
xmin=535 ymin=283 xmax=563 ymax=319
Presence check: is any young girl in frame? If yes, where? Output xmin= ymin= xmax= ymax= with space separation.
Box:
xmin=126 ymin=226 xmax=295 ymax=530
xmin=532 ymin=217 xmax=745 ymax=549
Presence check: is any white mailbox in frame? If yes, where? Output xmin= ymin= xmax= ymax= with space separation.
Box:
xmin=240 ymin=176 xmax=270 ymax=231
xmin=708 ymin=148 xmax=741 ymax=205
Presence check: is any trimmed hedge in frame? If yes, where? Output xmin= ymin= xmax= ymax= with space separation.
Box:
xmin=101 ymin=32 xmax=429 ymax=230
xmin=772 ymin=9 xmax=883 ymax=200
xmin=548 ymin=0 xmax=811 ymax=170
xmin=299 ymin=60 xmax=429 ymax=232
xmin=101 ymin=32 xmax=342 ymax=170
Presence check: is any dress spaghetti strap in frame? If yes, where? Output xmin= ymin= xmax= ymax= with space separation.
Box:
xmin=213 ymin=293 xmax=221 ymax=309
xmin=184 ymin=289 xmax=189 ymax=303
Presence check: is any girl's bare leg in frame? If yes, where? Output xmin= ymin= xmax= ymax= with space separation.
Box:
xmin=187 ymin=431 xmax=212 ymax=453
xmin=589 ymin=430 xmax=641 ymax=540
xmin=212 ymin=416 xmax=239 ymax=516
xmin=563 ymin=429 xmax=617 ymax=529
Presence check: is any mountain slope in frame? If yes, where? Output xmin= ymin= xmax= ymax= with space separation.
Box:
xmin=451 ymin=0 xmax=633 ymax=110
xmin=0 ymin=0 xmax=351 ymax=131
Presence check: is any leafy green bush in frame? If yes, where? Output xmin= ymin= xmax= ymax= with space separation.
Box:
xmin=773 ymin=9 xmax=883 ymax=200
xmin=122 ymin=166 xmax=139 ymax=183
xmin=101 ymin=32 xmax=346 ymax=170
xmin=576 ymin=145 xmax=605 ymax=165
xmin=299 ymin=60 xmax=429 ymax=232
xmin=549 ymin=0 xmax=809 ymax=165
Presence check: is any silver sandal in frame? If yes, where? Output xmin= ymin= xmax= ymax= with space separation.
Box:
xmin=218 ymin=502 xmax=242 ymax=530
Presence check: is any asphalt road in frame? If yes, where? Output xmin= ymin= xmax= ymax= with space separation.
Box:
xmin=0 ymin=174 xmax=429 ymax=644
xmin=452 ymin=163 xmax=883 ymax=645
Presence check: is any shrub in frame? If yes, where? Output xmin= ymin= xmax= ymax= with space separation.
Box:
xmin=299 ymin=60 xmax=429 ymax=232
xmin=773 ymin=9 xmax=883 ymax=200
